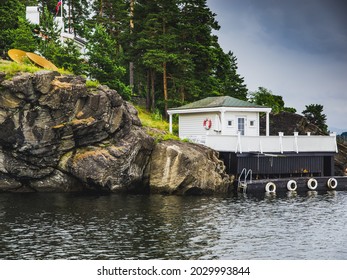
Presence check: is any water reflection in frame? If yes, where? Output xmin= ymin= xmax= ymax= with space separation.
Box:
xmin=0 ymin=191 xmax=346 ymax=260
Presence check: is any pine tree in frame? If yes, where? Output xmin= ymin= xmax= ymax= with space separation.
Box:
xmin=302 ymin=104 xmax=328 ymax=134
xmin=0 ymin=0 xmax=26 ymax=57
xmin=132 ymin=0 xmax=182 ymax=113
xmin=37 ymin=7 xmax=64 ymax=62
xmin=54 ymin=39 xmax=86 ymax=74
xmin=132 ymin=0 xmax=177 ymax=112
xmin=249 ymin=87 xmax=288 ymax=114
xmin=19 ymin=0 xmax=37 ymax=5
xmin=174 ymin=0 xmax=221 ymax=102
xmin=11 ymin=17 xmax=37 ymax=53
xmin=91 ymin=0 xmax=129 ymax=38
xmin=86 ymin=23 xmax=131 ymax=99
xmin=65 ymin=0 xmax=92 ymax=37
xmin=214 ymin=51 xmax=248 ymax=100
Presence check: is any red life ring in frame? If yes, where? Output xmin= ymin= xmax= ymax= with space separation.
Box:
xmin=203 ymin=119 xmax=212 ymax=130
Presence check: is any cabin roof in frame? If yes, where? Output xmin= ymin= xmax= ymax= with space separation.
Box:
xmin=169 ymin=96 xmax=269 ymax=111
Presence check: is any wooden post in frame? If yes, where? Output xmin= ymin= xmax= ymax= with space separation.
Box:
xmin=129 ymin=0 xmax=134 ymax=91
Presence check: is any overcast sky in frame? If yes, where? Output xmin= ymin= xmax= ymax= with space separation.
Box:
xmin=206 ymin=0 xmax=347 ymax=132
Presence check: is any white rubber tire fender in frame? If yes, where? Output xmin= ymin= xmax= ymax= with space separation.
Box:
xmin=307 ymin=178 xmax=318 ymax=190
xmin=287 ymin=180 xmax=297 ymax=191
xmin=265 ymin=182 xmax=276 ymax=193
xmin=327 ymin=178 xmax=338 ymax=190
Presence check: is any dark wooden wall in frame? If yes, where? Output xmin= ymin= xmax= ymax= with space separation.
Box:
xmin=219 ymin=152 xmax=335 ymax=178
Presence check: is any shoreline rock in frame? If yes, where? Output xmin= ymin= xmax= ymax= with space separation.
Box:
xmin=0 ymin=71 xmax=230 ymax=195
xmin=149 ymin=140 xmax=230 ymax=195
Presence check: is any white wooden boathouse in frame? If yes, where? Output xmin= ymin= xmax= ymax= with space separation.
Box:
xmin=168 ymin=96 xmax=338 ymax=178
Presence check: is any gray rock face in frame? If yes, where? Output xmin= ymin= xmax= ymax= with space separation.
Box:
xmin=149 ymin=140 xmax=230 ymax=195
xmin=0 ymin=71 xmax=230 ymax=194
xmin=0 ymin=71 xmax=154 ymax=192
xmin=260 ymin=111 xmax=325 ymax=136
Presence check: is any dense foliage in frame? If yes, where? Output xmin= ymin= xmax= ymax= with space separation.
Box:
xmin=302 ymin=104 xmax=328 ymax=134
xmin=0 ymin=0 xmax=248 ymax=112
xmin=0 ymin=0 xmax=328 ymax=131
xmin=248 ymin=87 xmax=296 ymax=114
xmin=0 ymin=0 xmax=26 ymax=56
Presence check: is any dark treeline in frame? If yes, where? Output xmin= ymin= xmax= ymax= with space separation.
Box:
xmin=1 ymin=0 xmax=248 ymax=116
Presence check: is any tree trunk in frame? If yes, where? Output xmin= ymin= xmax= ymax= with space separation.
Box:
xmin=163 ymin=62 xmax=168 ymax=118
xmin=151 ymin=69 xmax=155 ymax=112
xmin=146 ymin=70 xmax=150 ymax=111
xmin=129 ymin=0 xmax=134 ymax=91
xmin=162 ymin=20 xmax=168 ymax=119
xmin=68 ymin=1 xmax=71 ymax=33
xmin=99 ymin=0 xmax=103 ymax=17
xmin=180 ymin=86 xmax=185 ymax=103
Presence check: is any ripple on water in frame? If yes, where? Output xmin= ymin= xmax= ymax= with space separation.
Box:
xmin=0 ymin=192 xmax=346 ymax=259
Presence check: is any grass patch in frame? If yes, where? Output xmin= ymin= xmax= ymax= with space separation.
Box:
xmin=135 ymin=106 xmax=180 ymax=141
xmin=86 ymin=79 xmax=101 ymax=88
xmin=144 ymin=127 xmax=181 ymax=143
xmin=155 ymin=133 xmax=181 ymax=142
xmin=0 ymin=60 xmax=42 ymax=78
xmin=136 ymin=106 xmax=170 ymax=131
xmin=0 ymin=60 xmax=70 ymax=79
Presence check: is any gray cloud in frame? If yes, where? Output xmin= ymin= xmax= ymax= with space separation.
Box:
xmin=207 ymin=0 xmax=347 ymax=130
xmin=210 ymin=0 xmax=347 ymax=60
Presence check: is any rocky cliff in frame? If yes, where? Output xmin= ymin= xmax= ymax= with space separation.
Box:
xmin=260 ymin=111 xmax=325 ymax=136
xmin=0 ymin=71 xmax=229 ymax=194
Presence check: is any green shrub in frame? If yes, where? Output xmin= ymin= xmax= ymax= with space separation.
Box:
xmin=86 ymin=79 xmax=100 ymax=88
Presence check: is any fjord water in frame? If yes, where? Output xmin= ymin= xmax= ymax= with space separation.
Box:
xmin=0 ymin=191 xmax=346 ymax=260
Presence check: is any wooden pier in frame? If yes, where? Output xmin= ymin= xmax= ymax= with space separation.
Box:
xmin=234 ymin=176 xmax=347 ymax=194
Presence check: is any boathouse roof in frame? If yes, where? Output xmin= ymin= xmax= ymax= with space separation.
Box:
xmin=169 ymin=96 xmax=269 ymax=111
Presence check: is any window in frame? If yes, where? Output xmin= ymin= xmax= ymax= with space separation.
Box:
xmin=249 ymin=120 xmax=255 ymax=127
xmin=227 ymin=120 xmax=233 ymax=127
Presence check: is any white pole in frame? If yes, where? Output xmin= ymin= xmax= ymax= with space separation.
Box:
xmin=221 ymin=109 xmax=225 ymax=135
xmin=266 ymin=111 xmax=270 ymax=136
xmin=169 ymin=114 xmax=173 ymax=134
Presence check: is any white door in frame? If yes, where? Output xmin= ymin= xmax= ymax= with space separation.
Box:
xmin=238 ymin=117 xmax=246 ymax=135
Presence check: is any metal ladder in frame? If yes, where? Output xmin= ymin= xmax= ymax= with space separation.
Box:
xmin=238 ymin=168 xmax=252 ymax=194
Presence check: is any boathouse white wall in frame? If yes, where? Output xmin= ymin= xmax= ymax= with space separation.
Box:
xmin=223 ymin=111 xmax=259 ymax=136
xmin=169 ymin=106 xmax=270 ymax=137
xmin=177 ymin=110 xmax=261 ymax=144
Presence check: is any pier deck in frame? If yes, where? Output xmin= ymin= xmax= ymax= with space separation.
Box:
xmin=234 ymin=176 xmax=347 ymax=194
